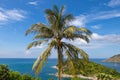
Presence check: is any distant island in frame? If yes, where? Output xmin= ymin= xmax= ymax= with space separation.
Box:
xmin=104 ymin=54 xmax=120 ymax=62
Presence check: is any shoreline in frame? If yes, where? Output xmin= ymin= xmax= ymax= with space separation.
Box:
xmin=51 ymin=66 xmax=97 ymax=80
xmin=49 ymin=73 xmax=97 ymax=80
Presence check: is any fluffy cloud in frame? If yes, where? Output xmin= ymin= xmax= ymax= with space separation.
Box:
xmin=91 ymin=25 xmax=101 ymax=29
xmin=0 ymin=7 xmax=26 ymax=23
xmin=28 ymin=1 xmax=38 ymax=6
xmin=91 ymin=33 xmax=120 ymax=44
xmin=70 ymin=10 xmax=120 ymax=27
xmin=92 ymin=10 xmax=120 ymax=20
xmin=108 ymin=0 xmax=120 ymax=7
xmin=69 ymin=15 xmax=86 ymax=27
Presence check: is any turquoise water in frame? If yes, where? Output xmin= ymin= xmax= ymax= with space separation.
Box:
xmin=0 ymin=58 xmax=120 ymax=80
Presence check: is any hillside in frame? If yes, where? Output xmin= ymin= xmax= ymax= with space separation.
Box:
xmin=104 ymin=54 xmax=120 ymax=62
xmin=62 ymin=59 xmax=120 ymax=79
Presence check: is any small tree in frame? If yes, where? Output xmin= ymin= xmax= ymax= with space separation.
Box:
xmin=0 ymin=65 xmax=9 ymax=80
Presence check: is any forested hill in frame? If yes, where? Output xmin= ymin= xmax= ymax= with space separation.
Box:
xmin=104 ymin=54 xmax=120 ymax=62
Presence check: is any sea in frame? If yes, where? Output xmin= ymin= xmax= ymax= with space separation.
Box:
xmin=0 ymin=58 xmax=120 ymax=80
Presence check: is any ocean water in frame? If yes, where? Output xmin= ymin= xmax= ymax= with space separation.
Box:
xmin=0 ymin=58 xmax=120 ymax=80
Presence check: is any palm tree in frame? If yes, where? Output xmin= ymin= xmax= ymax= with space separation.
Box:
xmin=26 ymin=5 xmax=92 ymax=80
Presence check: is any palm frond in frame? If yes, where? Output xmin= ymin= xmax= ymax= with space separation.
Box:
xmin=63 ymin=26 xmax=76 ymax=34
xmin=63 ymin=26 xmax=76 ymax=38
xmin=25 ymin=23 xmax=51 ymax=35
xmin=65 ymin=52 xmax=76 ymax=75
xmin=34 ymin=34 xmax=52 ymax=40
xmin=32 ymin=39 xmax=57 ymax=74
xmin=27 ymin=40 xmax=48 ymax=49
xmin=53 ymin=5 xmax=59 ymax=14
xmin=60 ymin=5 xmax=65 ymax=16
xmin=63 ymin=26 xmax=91 ymax=43
xmin=71 ymin=34 xmax=90 ymax=43
xmin=78 ymin=27 xmax=92 ymax=36
xmin=32 ymin=45 xmax=52 ymax=74
xmin=62 ymin=42 xmax=89 ymax=61
xmin=45 ymin=9 xmax=55 ymax=16
xmin=63 ymin=14 xmax=74 ymax=23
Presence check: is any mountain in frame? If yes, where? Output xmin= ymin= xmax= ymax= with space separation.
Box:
xmin=104 ymin=54 xmax=120 ymax=62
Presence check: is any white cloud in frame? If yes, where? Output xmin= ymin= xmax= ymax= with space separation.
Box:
xmin=81 ymin=33 xmax=120 ymax=49
xmin=91 ymin=25 xmax=101 ymax=29
xmin=0 ymin=7 xmax=26 ymax=23
xmin=70 ymin=10 xmax=120 ymax=27
xmin=0 ymin=12 xmax=8 ymax=21
xmin=69 ymin=15 xmax=86 ymax=27
xmin=91 ymin=33 xmax=120 ymax=44
xmin=108 ymin=0 xmax=120 ymax=7
xmin=92 ymin=10 xmax=120 ymax=20
xmin=91 ymin=33 xmax=103 ymax=40
xmin=6 ymin=9 xmax=26 ymax=21
xmin=28 ymin=1 xmax=38 ymax=6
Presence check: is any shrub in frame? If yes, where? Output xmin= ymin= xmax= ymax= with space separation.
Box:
xmin=0 ymin=64 xmax=40 ymax=80
xmin=0 ymin=65 xmax=9 ymax=80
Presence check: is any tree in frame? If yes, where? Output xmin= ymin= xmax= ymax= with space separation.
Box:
xmin=26 ymin=5 xmax=92 ymax=80
xmin=0 ymin=65 xmax=9 ymax=80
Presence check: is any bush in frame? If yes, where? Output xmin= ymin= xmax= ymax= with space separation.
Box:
xmin=0 ymin=64 xmax=40 ymax=80
xmin=9 ymin=71 xmax=21 ymax=80
xmin=97 ymin=73 xmax=114 ymax=80
xmin=0 ymin=65 xmax=9 ymax=80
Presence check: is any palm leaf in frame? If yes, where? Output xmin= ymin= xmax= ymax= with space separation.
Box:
xmin=53 ymin=5 xmax=59 ymax=14
xmin=60 ymin=5 xmax=65 ymax=16
xmin=78 ymin=27 xmax=92 ymax=36
xmin=34 ymin=34 xmax=53 ymax=39
xmin=27 ymin=40 xmax=48 ymax=49
xmin=32 ymin=39 xmax=58 ymax=74
xmin=63 ymin=14 xmax=74 ymax=23
xmin=62 ymin=42 xmax=88 ymax=61
xmin=25 ymin=23 xmax=51 ymax=35
xmin=32 ymin=45 xmax=52 ymax=74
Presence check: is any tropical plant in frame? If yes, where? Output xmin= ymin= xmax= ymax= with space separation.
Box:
xmin=26 ymin=5 xmax=92 ymax=80
xmin=0 ymin=65 xmax=9 ymax=80
xmin=97 ymin=73 xmax=114 ymax=80
xmin=0 ymin=65 xmax=40 ymax=80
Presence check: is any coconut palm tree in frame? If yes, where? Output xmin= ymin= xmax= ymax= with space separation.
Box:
xmin=25 ymin=5 xmax=92 ymax=80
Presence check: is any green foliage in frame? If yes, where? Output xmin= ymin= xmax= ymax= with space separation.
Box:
xmin=97 ymin=73 xmax=114 ymax=80
xmin=72 ymin=77 xmax=82 ymax=80
xmin=71 ymin=77 xmax=89 ymax=80
xmin=0 ymin=65 xmax=40 ymax=80
xmin=9 ymin=71 xmax=21 ymax=80
xmin=63 ymin=59 xmax=120 ymax=79
xmin=0 ymin=64 xmax=9 ymax=80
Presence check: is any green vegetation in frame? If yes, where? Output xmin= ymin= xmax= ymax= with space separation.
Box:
xmin=63 ymin=59 xmax=120 ymax=79
xmin=0 ymin=65 xmax=40 ymax=80
xmin=0 ymin=65 xmax=9 ymax=80
xmin=26 ymin=5 xmax=92 ymax=80
xmin=97 ymin=73 xmax=114 ymax=80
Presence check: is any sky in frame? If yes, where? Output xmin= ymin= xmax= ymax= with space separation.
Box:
xmin=0 ymin=0 xmax=120 ymax=58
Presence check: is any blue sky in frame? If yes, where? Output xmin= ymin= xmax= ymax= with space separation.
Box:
xmin=0 ymin=0 xmax=120 ymax=58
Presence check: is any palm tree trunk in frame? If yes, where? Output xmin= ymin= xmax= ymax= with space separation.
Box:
xmin=57 ymin=40 xmax=62 ymax=80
